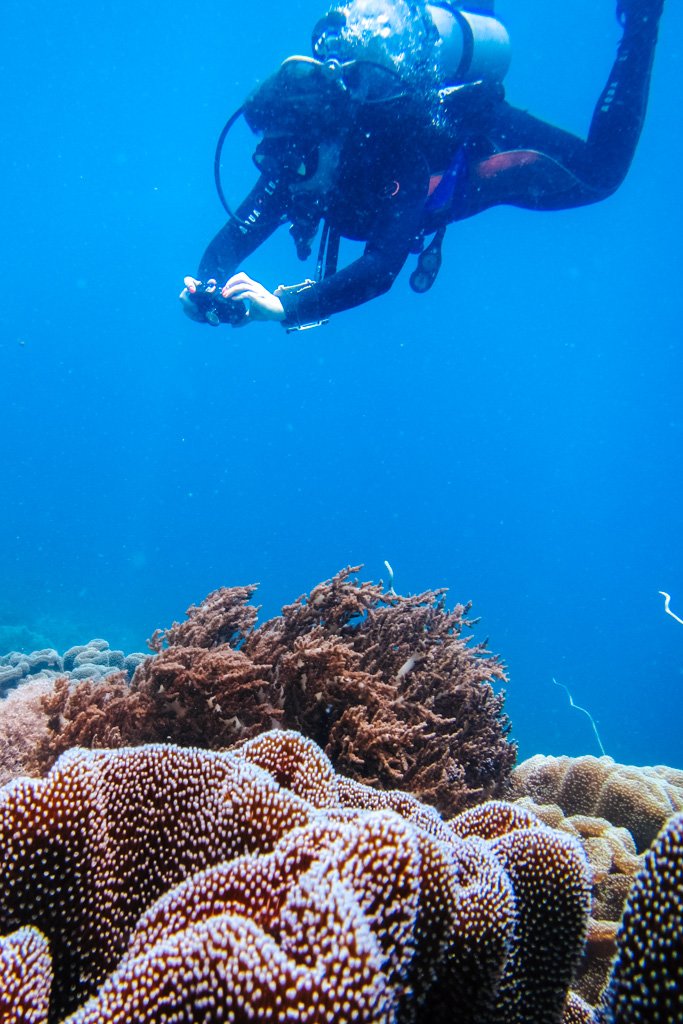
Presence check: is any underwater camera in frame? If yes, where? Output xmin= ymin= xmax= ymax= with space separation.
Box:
xmin=194 ymin=283 xmax=248 ymax=326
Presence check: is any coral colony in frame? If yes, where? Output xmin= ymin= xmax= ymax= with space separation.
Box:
xmin=1 ymin=568 xmax=682 ymax=1023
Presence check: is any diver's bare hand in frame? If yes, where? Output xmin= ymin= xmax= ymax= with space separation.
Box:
xmin=221 ymin=273 xmax=285 ymax=324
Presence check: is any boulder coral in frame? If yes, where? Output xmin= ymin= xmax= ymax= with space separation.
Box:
xmin=509 ymin=753 xmax=683 ymax=853
xmin=28 ymin=568 xmax=516 ymax=817
xmin=0 ymin=730 xmax=590 ymax=1024
xmin=0 ymin=641 xmax=145 ymax=699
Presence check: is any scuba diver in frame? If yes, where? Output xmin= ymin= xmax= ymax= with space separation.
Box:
xmin=180 ymin=0 xmax=666 ymax=331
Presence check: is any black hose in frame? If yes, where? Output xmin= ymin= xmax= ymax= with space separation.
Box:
xmin=213 ymin=106 xmax=248 ymax=225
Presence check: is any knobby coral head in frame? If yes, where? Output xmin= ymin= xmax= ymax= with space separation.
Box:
xmin=1 ymin=730 xmax=591 ymax=1024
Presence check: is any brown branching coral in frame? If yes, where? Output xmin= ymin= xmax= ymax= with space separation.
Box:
xmin=30 ymin=568 xmax=515 ymax=817
xmin=148 ymin=584 xmax=260 ymax=651
xmin=1 ymin=731 xmax=589 ymax=1024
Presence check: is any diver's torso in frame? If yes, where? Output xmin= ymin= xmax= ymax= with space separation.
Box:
xmin=306 ymin=97 xmax=505 ymax=242
xmin=329 ymin=129 xmax=430 ymax=240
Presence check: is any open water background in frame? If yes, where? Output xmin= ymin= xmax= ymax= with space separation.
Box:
xmin=2 ymin=0 xmax=681 ymax=767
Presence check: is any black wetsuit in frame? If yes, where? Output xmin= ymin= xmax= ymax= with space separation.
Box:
xmin=198 ymin=15 xmax=661 ymax=328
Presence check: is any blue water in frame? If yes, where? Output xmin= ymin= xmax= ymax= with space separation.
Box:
xmin=2 ymin=1 xmax=681 ymax=768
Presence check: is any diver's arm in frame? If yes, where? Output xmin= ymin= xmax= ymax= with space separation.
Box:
xmin=197 ymin=177 xmax=287 ymax=282
xmin=278 ymin=164 xmax=426 ymax=327
xmin=199 ymin=202 xmax=415 ymax=328
xmin=181 ymin=179 xmax=288 ymax=324
xmin=278 ymin=241 xmax=410 ymax=327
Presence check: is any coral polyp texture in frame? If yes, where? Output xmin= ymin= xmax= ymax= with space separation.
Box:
xmin=0 ymin=730 xmax=591 ymax=1024
xmin=596 ymin=810 xmax=683 ymax=1024
xmin=509 ymin=753 xmax=683 ymax=853
xmin=0 ymin=926 xmax=52 ymax=1024
xmin=28 ymin=568 xmax=516 ymax=817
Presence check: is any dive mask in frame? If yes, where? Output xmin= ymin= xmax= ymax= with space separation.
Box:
xmin=252 ymin=133 xmax=320 ymax=182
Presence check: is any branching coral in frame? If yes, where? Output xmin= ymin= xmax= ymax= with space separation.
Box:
xmin=1 ymin=731 xmax=589 ymax=1024
xmin=29 ymin=568 xmax=515 ymax=817
xmin=148 ymin=584 xmax=260 ymax=651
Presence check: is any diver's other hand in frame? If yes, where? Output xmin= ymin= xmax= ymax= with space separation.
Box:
xmin=221 ymin=273 xmax=285 ymax=324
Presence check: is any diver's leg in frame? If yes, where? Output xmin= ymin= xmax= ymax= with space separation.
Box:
xmin=616 ymin=0 xmax=664 ymax=30
xmin=464 ymin=2 xmax=665 ymax=214
xmin=584 ymin=1 xmax=664 ymax=193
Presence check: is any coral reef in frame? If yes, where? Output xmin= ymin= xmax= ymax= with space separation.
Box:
xmin=562 ymin=993 xmax=596 ymax=1024
xmin=597 ymin=810 xmax=683 ymax=1024
xmin=25 ymin=568 xmax=516 ymax=817
xmin=0 ymin=622 xmax=54 ymax=658
xmin=0 ymin=730 xmax=590 ymax=1024
xmin=509 ymin=754 xmax=683 ymax=853
xmin=452 ymin=802 xmax=592 ymax=1024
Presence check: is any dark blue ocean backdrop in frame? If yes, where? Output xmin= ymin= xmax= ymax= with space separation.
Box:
xmin=2 ymin=1 xmax=681 ymax=768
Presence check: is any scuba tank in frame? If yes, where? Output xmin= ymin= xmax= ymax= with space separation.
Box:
xmin=312 ymin=1 xmax=510 ymax=95
xmin=427 ymin=4 xmax=510 ymax=88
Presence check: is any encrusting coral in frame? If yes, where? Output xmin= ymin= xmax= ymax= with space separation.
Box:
xmin=509 ymin=753 xmax=683 ymax=853
xmin=27 ymin=568 xmax=516 ymax=818
xmin=0 ymin=730 xmax=591 ymax=1024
